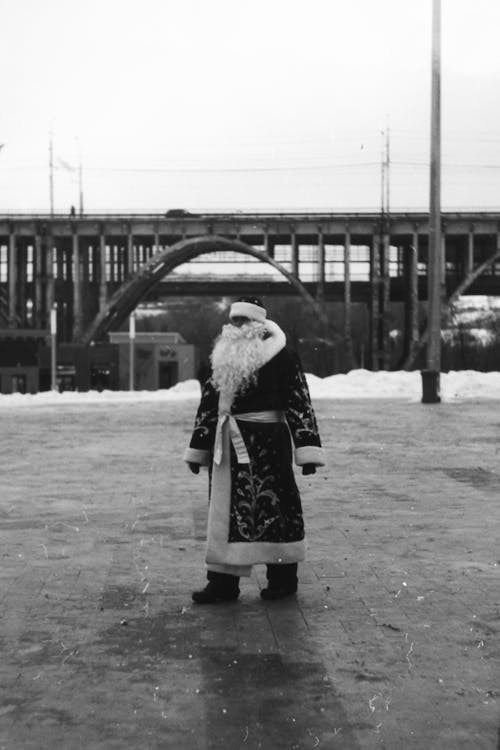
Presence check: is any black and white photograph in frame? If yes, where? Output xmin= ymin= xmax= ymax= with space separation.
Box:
xmin=1 ymin=1 xmax=500 ymax=747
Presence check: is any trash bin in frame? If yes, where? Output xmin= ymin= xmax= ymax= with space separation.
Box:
xmin=421 ymin=369 xmax=441 ymax=403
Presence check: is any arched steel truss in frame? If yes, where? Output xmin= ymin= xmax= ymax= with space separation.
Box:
xmin=79 ymin=235 xmax=328 ymax=345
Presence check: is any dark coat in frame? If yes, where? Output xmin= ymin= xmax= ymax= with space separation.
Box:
xmin=186 ymin=347 xmax=323 ymax=553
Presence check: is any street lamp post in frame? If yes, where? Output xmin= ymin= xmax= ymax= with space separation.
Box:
xmin=50 ymin=304 xmax=57 ymax=391
xmin=129 ymin=312 xmax=136 ymax=391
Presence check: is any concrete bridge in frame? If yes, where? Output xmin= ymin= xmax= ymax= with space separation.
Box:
xmin=1 ymin=210 xmax=500 ymax=369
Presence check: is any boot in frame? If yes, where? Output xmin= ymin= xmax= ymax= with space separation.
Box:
xmin=192 ymin=571 xmax=240 ymax=604
xmin=261 ymin=563 xmax=298 ymax=600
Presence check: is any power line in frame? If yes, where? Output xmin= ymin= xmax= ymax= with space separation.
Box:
xmin=81 ymin=162 xmax=381 ymax=174
xmin=3 ymin=159 xmax=500 ymax=174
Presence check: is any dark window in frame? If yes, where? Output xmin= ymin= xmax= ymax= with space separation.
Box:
xmin=57 ymin=365 xmax=76 ymax=392
xmin=39 ymin=369 xmax=51 ymax=391
xmin=0 ymin=341 xmax=38 ymax=366
xmin=90 ymin=365 xmax=112 ymax=391
xmin=11 ymin=374 xmax=26 ymax=394
xmin=158 ymin=362 xmax=178 ymax=389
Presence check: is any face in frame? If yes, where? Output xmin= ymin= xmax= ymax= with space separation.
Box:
xmin=230 ymin=316 xmax=251 ymax=327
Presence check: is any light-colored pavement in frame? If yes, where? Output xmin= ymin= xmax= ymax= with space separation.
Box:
xmin=0 ymin=397 xmax=499 ymax=749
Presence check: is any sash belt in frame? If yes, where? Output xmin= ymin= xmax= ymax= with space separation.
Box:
xmin=213 ymin=410 xmax=286 ymax=465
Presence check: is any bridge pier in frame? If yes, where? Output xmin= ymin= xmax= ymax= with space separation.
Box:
xmin=291 ymin=231 xmax=299 ymax=277
xmin=467 ymin=226 xmax=474 ymax=276
xmin=370 ymin=232 xmax=381 ymax=370
xmin=99 ymin=228 xmax=107 ymax=313
xmin=403 ymin=230 xmax=420 ymax=364
xmin=264 ymin=231 xmax=272 ymax=258
xmin=73 ymin=229 xmax=83 ymax=340
xmin=45 ymin=232 xmax=55 ymax=322
xmin=317 ymin=228 xmax=325 ymax=302
xmin=17 ymin=240 xmax=28 ymax=327
xmin=8 ymin=227 xmax=17 ymax=327
xmin=343 ymin=228 xmax=354 ymax=370
xmin=127 ymin=227 xmax=134 ymax=276
xmin=380 ymin=225 xmax=391 ymax=370
xmin=34 ymin=233 xmax=44 ymax=328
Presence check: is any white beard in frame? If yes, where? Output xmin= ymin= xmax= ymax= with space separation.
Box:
xmin=210 ymin=322 xmax=267 ymax=402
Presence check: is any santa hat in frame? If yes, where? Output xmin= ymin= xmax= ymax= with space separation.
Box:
xmin=229 ymin=297 xmax=267 ymax=323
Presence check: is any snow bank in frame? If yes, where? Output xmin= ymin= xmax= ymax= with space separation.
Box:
xmin=0 ymin=379 xmax=202 ymax=407
xmin=308 ymin=369 xmax=500 ymax=401
xmin=439 ymin=370 xmax=500 ymax=401
xmin=1 ymin=370 xmax=499 ymax=408
xmin=306 ymin=370 xmax=421 ymax=400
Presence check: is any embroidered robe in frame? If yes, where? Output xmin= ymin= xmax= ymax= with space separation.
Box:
xmin=184 ymin=346 xmax=324 ymax=576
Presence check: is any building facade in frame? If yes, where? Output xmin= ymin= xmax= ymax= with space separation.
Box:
xmin=109 ymin=331 xmax=198 ymax=391
xmin=0 ymin=330 xmax=197 ymax=394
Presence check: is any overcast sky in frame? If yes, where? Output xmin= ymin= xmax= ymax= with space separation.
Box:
xmin=1 ymin=0 xmax=500 ymax=213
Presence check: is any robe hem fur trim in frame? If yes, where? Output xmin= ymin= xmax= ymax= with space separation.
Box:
xmin=206 ymin=562 xmax=253 ymax=577
xmin=206 ymin=540 xmax=306 ymax=568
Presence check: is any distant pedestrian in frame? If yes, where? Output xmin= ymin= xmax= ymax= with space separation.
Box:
xmin=184 ymin=296 xmax=324 ymax=603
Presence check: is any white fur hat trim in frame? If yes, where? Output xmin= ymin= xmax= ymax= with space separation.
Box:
xmin=229 ymin=301 xmax=267 ymax=322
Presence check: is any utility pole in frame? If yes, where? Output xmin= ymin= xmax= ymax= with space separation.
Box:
xmin=49 ymin=131 xmax=54 ymax=217
xmin=377 ymin=126 xmax=391 ymax=370
xmin=380 ymin=131 xmax=386 ymax=217
xmin=76 ymin=137 xmax=84 ymax=216
xmin=385 ymin=127 xmax=390 ymax=216
xmin=380 ymin=126 xmax=390 ymax=216
xmin=422 ymin=0 xmax=442 ymax=403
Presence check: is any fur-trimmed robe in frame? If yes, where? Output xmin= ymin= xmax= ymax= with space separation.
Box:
xmin=184 ymin=338 xmax=324 ymax=576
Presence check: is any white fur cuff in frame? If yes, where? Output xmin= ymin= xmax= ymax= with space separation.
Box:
xmin=183 ymin=447 xmax=210 ymax=466
xmin=230 ymin=301 xmax=267 ymax=322
xmin=295 ymin=445 xmax=325 ymax=467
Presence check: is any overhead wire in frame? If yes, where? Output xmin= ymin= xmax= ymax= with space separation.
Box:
xmin=3 ymin=161 xmax=500 ymax=173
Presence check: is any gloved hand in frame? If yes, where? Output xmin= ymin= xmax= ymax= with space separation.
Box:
xmin=302 ymin=464 xmax=316 ymax=475
xmin=188 ymin=463 xmax=200 ymax=474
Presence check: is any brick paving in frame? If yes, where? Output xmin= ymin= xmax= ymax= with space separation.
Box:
xmin=0 ymin=397 xmax=499 ymax=749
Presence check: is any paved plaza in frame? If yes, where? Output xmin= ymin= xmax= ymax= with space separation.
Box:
xmin=0 ymin=396 xmax=499 ymax=749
